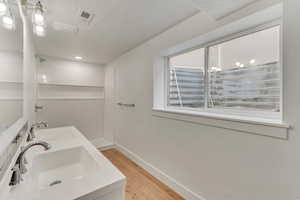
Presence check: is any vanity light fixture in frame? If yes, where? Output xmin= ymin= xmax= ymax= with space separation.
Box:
xmin=32 ymin=1 xmax=44 ymax=25
xmin=0 ymin=0 xmax=7 ymax=15
xmin=32 ymin=1 xmax=46 ymax=37
xmin=0 ymin=0 xmax=48 ymax=33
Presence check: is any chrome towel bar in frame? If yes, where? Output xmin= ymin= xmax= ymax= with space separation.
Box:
xmin=117 ymin=102 xmax=135 ymax=107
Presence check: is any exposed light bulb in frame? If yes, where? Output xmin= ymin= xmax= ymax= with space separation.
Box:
xmin=75 ymin=56 xmax=82 ymax=60
xmin=33 ymin=1 xmax=46 ymax=37
xmin=2 ymin=13 xmax=14 ymax=30
xmin=250 ymin=59 xmax=256 ymax=64
xmin=34 ymin=12 xmax=44 ymax=25
xmin=240 ymin=64 xmax=245 ymax=68
xmin=2 ymin=15 xmax=12 ymax=25
xmin=235 ymin=62 xmax=241 ymax=67
xmin=1 ymin=6 xmax=15 ymax=30
xmin=34 ymin=25 xmax=45 ymax=36
xmin=0 ymin=1 xmax=7 ymax=15
xmin=36 ymin=25 xmax=44 ymax=32
xmin=33 ymin=1 xmax=45 ymax=26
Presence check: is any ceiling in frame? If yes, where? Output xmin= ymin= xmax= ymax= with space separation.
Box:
xmin=34 ymin=0 xmax=198 ymax=64
xmin=0 ymin=0 xmax=259 ymax=64
xmin=189 ymin=0 xmax=259 ymax=19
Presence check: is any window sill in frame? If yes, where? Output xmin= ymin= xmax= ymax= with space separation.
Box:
xmin=152 ymin=108 xmax=290 ymax=139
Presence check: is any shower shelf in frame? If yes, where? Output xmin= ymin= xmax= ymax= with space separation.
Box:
xmin=38 ymin=97 xmax=104 ymax=100
xmin=0 ymin=80 xmax=23 ymax=84
xmin=38 ymin=82 xmax=104 ymax=88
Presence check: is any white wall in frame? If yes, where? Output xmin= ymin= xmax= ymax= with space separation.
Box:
xmin=104 ymin=66 xmax=116 ymax=143
xmin=0 ymin=51 xmax=23 ymax=130
xmin=22 ymin=11 xmax=38 ymax=124
xmin=283 ymin=0 xmax=300 ymax=198
xmin=36 ymin=57 xmax=105 ymax=142
xmin=37 ymin=99 xmax=104 ymax=141
xmin=104 ymin=1 xmax=298 ymax=200
xmin=37 ymin=57 xmax=105 ymax=86
xmin=0 ymin=52 xmax=23 ymax=83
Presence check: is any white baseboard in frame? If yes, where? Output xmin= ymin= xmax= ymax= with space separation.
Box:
xmin=90 ymin=138 xmax=115 ymax=150
xmin=115 ymin=143 xmax=206 ymax=200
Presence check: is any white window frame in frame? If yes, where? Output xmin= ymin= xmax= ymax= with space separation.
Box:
xmin=164 ymin=20 xmax=283 ymax=122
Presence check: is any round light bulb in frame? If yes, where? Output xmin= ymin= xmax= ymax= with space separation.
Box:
xmin=235 ymin=62 xmax=241 ymax=67
xmin=34 ymin=12 xmax=44 ymax=24
xmin=0 ymin=2 xmax=7 ymax=14
xmin=240 ymin=64 xmax=244 ymax=68
xmin=75 ymin=56 xmax=82 ymax=60
xmin=35 ymin=25 xmax=44 ymax=33
xmin=2 ymin=16 xmax=13 ymax=25
xmin=250 ymin=59 xmax=256 ymax=64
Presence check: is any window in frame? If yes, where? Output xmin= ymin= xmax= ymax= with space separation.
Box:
xmin=166 ymin=25 xmax=281 ymax=120
xmin=168 ymin=48 xmax=205 ymax=108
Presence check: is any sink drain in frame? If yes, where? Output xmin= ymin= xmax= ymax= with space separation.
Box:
xmin=49 ymin=180 xmax=62 ymax=186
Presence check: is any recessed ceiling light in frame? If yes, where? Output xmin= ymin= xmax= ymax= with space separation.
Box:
xmin=75 ymin=56 xmax=82 ymax=60
xmin=250 ymin=59 xmax=256 ymax=64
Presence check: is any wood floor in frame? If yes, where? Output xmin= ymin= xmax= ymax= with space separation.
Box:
xmin=101 ymin=148 xmax=184 ymax=200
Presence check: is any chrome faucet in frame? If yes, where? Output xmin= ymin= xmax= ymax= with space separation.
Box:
xmin=9 ymin=141 xmax=51 ymax=186
xmin=27 ymin=121 xmax=48 ymax=142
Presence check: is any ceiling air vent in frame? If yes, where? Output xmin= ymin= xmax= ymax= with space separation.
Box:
xmin=78 ymin=10 xmax=95 ymax=25
xmin=81 ymin=11 xmax=90 ymax=19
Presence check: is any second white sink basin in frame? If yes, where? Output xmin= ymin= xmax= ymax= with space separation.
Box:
xmin=26 ymin=146 xmax=120 ymax=200
xmin=31 ymin=146 xmax=100 ymax=191
xmin=37 ymin=127 xmax=76 ymax=141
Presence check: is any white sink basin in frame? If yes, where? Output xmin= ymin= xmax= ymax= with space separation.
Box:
xmin=31 ymin=146 xmax=100 ymax=191
xmin=36 ymin=127 xmax=76 ymax=141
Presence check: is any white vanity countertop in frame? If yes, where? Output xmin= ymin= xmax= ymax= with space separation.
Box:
xmin=2 ymin=126 xmax=126 ymax=200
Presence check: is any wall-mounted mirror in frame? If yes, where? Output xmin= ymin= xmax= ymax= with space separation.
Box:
xmin=0 ymin=0 xmax=23 ymax=134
